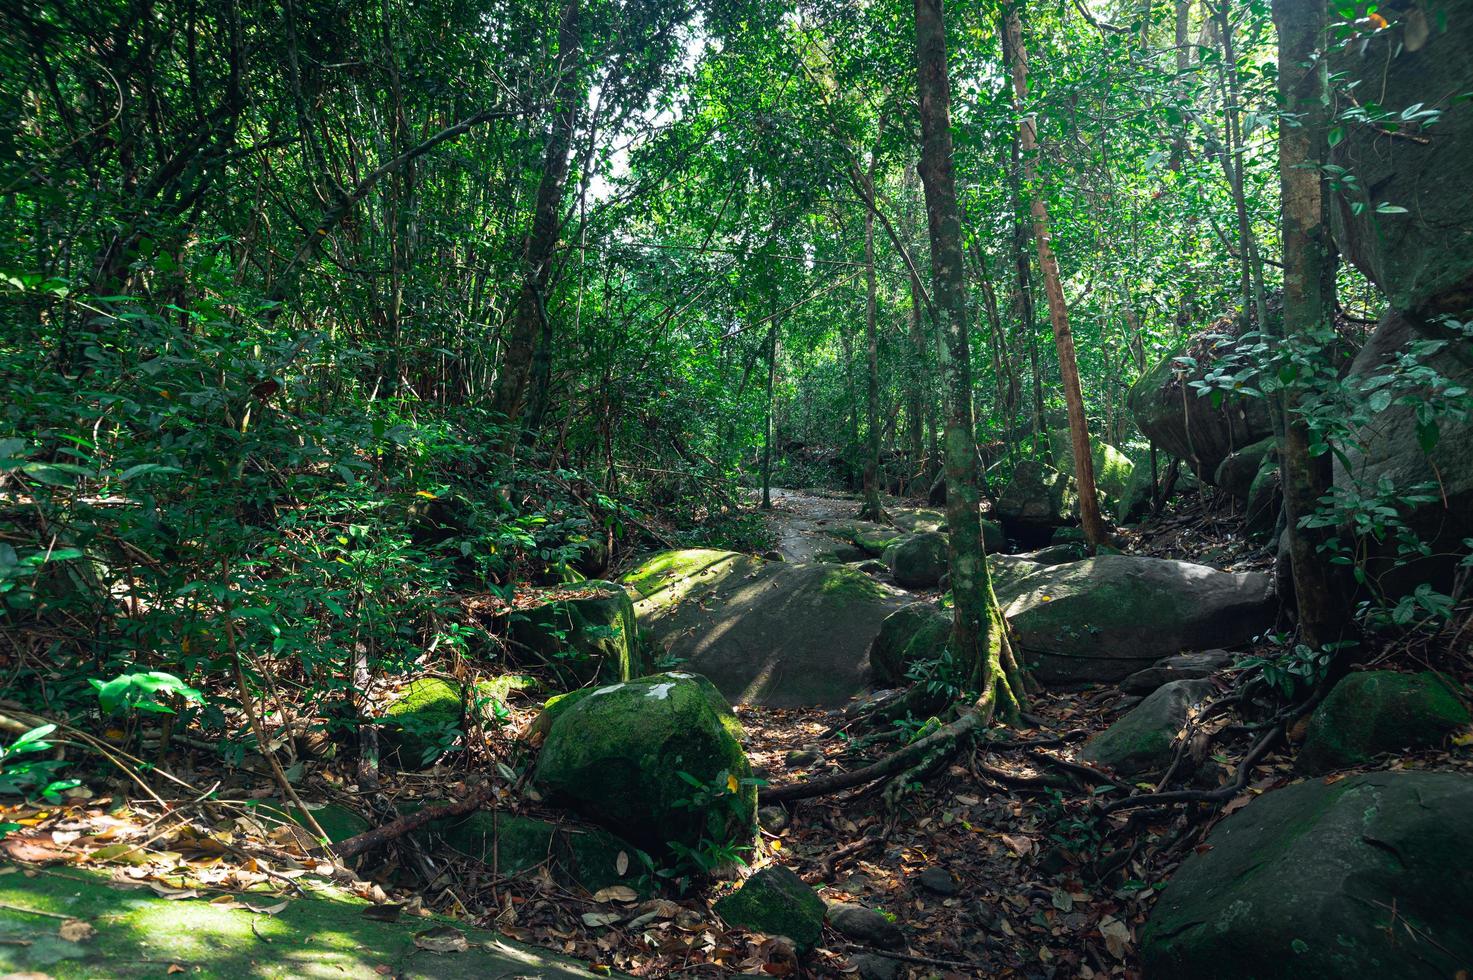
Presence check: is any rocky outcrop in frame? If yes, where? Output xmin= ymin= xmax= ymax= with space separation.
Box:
xmin=1213 ymin=436 xmax=1276 ymax=502
xmin=622 ymin=549 xmax=906 ymax=707
xmin=888 ymin=531 xmax=949 ymax=589
xmin=1128 ymin=326 xmax=1275 ymax=481
xmin=994 ymin=556 xmax=1275 ymax=685
xmin=1141 ymin=771 xmax=1473 ymax=979
xmin=996 ymin=459 xmax=1075 ymax=541
xmin=533 ymin=672 xmax=756 ymax=855
xmin=1080 ymin=679 xmax=1215 ymax=777
xmin=868 ymin=601 xmax=951 ymax=687
xmin=1296 ymin=670 xmax=1469 ymax=775
xmin=1328 ymin=5 xmax=1473 ymax=316
xmin=1047 ymin=430 xmax=1134 ymax=510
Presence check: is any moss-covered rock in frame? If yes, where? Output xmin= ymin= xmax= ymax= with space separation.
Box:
xmin=888 ymin=531 xmax=949 ymax=589
xmin=868 ymin=601 xmax=951 ymax=687
xmin=714 ymin=865 xmax=826 ymax=949
xmin=382 ymin=678 xmax=464 ymax=769
xmin=282 ymin=802 xmax=370 ymax=845
xmin=1296 ymin=671 xmax=1470 ymax=775
xmin=852 ymin=524 xmax=909 ymax=557
xmin=1214 ymin=436 xmax=1277 ymax=501
xmin=996 ymin=459 xmax=1075 ymax=543
xmin=1080 ymin=679 xmax=1215 ymax=777
xmin=534 ymin=672 xmax=756 ymax=855
xmin=814 ymin=543 xmax=869 ymax=564
xmin=0 ymin=868 xmax=616 ymax=979
xmin=995 ymin=556 xmax=1275 ymax=685
xmin=510 ymin=581 xmax=645 ymax=686
xmin=429 ymin=811 xmax=645 ymax=897
xmin=1047 ymin=430 xmax=1134 ymax=509
xmin=1141 ymin=771 xmax=1473 ymax=979
xmin=1243 ymin=458 xmax=1281 ymax=541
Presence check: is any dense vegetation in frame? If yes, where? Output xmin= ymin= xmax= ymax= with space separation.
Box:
xmin=0 ymin=0 xmax=1469 ymax=975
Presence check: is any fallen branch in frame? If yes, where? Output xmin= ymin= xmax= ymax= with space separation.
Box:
xmin=1091 ymin=723 xmax=1283 ymax=816
xmin=332 ymin=782 xmax=497 ymax=860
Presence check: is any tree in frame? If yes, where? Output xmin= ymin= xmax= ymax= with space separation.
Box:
xmin=1272 ymin=0 xmax=1349 ymax=656
xmin=914 ymin=0 xmax=1023 ymax=721
xmin=1003 ymin=1 xmax=1107 ymax=548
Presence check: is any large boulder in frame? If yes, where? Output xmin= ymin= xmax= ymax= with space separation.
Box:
xmin=1120 ymin=650 xmax=1231 ymax=696
xmin=996 ymin=459 xmax=1076 ymax=542
xmin=1213 ymin=436 xmax=1276 ymax=502
xmin=1080 ymin=679 xmax=1215 ymax=777
xmin=1047 ymin=430 xmax=1134 ymax=510
xmin=868 ymin=601 xmax=951 ymax=687
xmin=622 ymin=550 xmax=906 ymax=707
xmin=1334 ymin=310 xmax=1473 ymax=595
xmin=888 ymin=531 xmax=949 ymax=589
xmin=1327 ymin=5 xmax=1473 ymax=316
xmin=1128 ymin=326 xmax=1276 ymax=481
xmin=995 ymin=556 xmax=1275 ymax=685
xmin=1296 ymin=670 xmax=1469 ymax=775
xmin=1141 ymin=771 xmax=1473 ymax=979
xmin=533 ymin=672 xmax=756 ymax=855
xmin=510 ymin=581 xmax=645 ymax=686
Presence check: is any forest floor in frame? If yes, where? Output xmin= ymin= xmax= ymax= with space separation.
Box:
xmin=2 ymin=487 xmax=1462 ymax=979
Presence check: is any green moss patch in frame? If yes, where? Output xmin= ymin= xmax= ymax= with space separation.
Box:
xmin=714 ymin=866 xmax=826 ymax=949
xmin=1297 ymin=670 xmax=1470 ymax=774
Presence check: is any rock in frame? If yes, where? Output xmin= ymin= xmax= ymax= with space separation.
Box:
xmin=1049 ymin=526 xmax=1085 ymax=546
xmin=429 ymin=811 xmax=643 ymax=897
xmin=1080 ymin=679 xmax=1216 ymax=777
xmin=622 ymin=549 xmax=906 ymax=707
xmin=714 ymin=866 xmax=826 ymax=949
xmin=851 ymin=558 xmax=888 ymax=575
xmin=1128 ymin=326 xmax=1276 ymax=481
xmin=851 ymin=953 xmax=904 ymax=980
xmin=996 ymin=460 xmax=1075 ymax=542
xmin=1334 ymin=310 xmax=1473 ymax=596
xmin=1213 ymin=436 xmax=1276 ymax=502
xmin=986 ymin=554 xmax=1045 ymax=596
xmin=815 ymin=543 xmax=869 ymax=564
xmin=1296 ymin=670 xmax=1470 ymax=775
xmin=381 ymin=678 xmax=466 ymax=769
xmin=1116 ymin=463 xmax=1157 ymax=524
xmin=510 ymin=581 xmax=645 ymax=686
xmin=1141 ymin=771 xmax=1473 ymax=979
xmin=868 ymin=602 xmax=951 ymax=687
xmin=1020 ymin=542 xmax=1088 ymax=566
xmin=889 ymin=507 xmax=947 ymax=534
xmin=827 ymin=903 xmax=906 ymax=950
xmin=534 ymin=672 xmax=756 ymax=855
xmin=784 ymin=747 xmax=821 ymax=769
xmin=761 ymin=550 xmax=784 ymax=562
xmin=995 ymin=556 xmax=1275 ymax=685
xmin=757 ymin=806 xmax=789 ymax=833
xmin=888 ymin=531 xmax=950 ymax=589
xmin=913 ymin=867 xmax=959 ymax=896
xmin=1047 ymin=429 xmax=1135 ymax=510
xmin=1328 ymin=10 xmax=1473 ymax=316
xmin=852 ymin=524 xmax=910 ymax=558
xmin=282 ymin=802 xmax=369 ymax=845
xmin=1119 ymin=650 xmax=1232 ymax=696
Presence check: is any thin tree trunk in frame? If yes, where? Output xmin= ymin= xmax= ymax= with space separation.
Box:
xmin=860 ymin=188 xmax=887 ymax=520
xmin=1215 ymin=1 xmax=1272 ymax=337
xmin=1004 ymin=2 xmax=1108 ymax=548
xmin=761 ymin=320 xmax=778 ymax=510
xmin=491 ymin=0 xmax=581 ymax=443
xmin=1273 ymin=0 xmax=1349 ymax=655
xmin=914 ymin=0 xmax=1023 ymax=721
xmin=1170 ymin=0 xmax=1192 ymax=171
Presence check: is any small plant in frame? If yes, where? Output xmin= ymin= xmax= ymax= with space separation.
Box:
xmin=91 ymin=671 xmax=204 ymax=716
xmin=1236 ymin=642 xmax=1348 ymax=699
xmin=0 ymin=725 xmax=79 ymax=812
xmin=665 ymin=769 xmax=764 ymax=881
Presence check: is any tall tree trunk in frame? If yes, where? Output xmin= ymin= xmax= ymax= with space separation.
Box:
xmin=914 ymin=0 xmax=1023 ymax=721
xmin=1004 ymin=120 xmax=1045 ymax=451
xmin=1215 ymin=1 xmax=1272 ymax=337
xmin=1273 ymin=0 xmax=1349 ymax=655
xmin=490 ymin=0 xmax=581 ymax=444
xmin=761 ymin=320 xmax=778 ymax=510
xmin=860 ymin=188 xmax=888 ymax=520
xmin=1170 ymin=0 xmax=1192 ymax=171
xmin=1004 ymin=2 xmax=1108 ymax=548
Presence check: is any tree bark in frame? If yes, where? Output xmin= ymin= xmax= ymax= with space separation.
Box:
xmin=491 ymin=0 xmax=582 ymax=443
xmin=859 ymin=178 xmax=888 ymax=520
xmin=914 ymin=0 xmax=1023 ymax=720
xmin=1004 ymin=2 xmax=1107 ymax=548
xmin=761 ymin=319 xmax=778 ymax=510
xmin=1273 ymin=0 xmax=1349 ymax=654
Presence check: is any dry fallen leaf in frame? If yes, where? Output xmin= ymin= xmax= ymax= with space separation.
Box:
xmin=581 ymin=911 xmax=622 ymax=928
xmin=58 ymin=919 xmax=96 ymax=943
xmin=413 ymin=925 xmax=470 ymax=953
xmin=592 ymin=886 xmax=638 ymax=903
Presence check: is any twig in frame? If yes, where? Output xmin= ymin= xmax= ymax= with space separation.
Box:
xmin=847 ymin=944 xmax=986 ymax=973
xmin=332 ymin=782 xmax=497 ymax=860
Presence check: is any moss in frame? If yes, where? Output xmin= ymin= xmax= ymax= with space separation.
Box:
xmin=852 ymin=526 xmax=908 ymax=557
xmin=621 ymin=549 xmax=741 ymax=602
xmin=714 ymin=866 xmax=826 ymax=949
xmin=870 ymin=602 xmax=951 ymax=686
xmin=280 ymin=803 xmax=370 ymax=845
xmin=0 ymin=868 xmax=611 ymax=979
xmin=815 ymin=564 xmax=888 ymax=602
xmin=534 ymin=673 xmax=755 ymax=854
xmin=381 ymin=678 xmax=463 ymax=768
xmin=429 ymin=812 xmax=648 ymax=897
xmin=1048 ymin=430 xmax=1135 ymax=505
xmin=511 ymin=581 xmax=644 ymax=685
xmin=1298 ymin=671 xmax=1470 ymax=774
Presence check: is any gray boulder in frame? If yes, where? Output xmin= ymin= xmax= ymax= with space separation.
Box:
xmin=996 ymin=556 xmax=1274 ymax=685
xmin=1120 ymin=650 xmax=1232 ymax=696
xmin=1080 ymin=679 xmax=1215 ymax=777
xmin=1213 ymin=436 xmax=1276 ymax=502
xmin=1141 ymin=771 xmax=1473 ymax=979
xmin=868 ymin=601 xmax=951 ymax=687
xmin=888 ymin=531 xmax=949 ymax=589
xmin=996 ymin=459 xmax=1075 ymax=539
xmin=714 ymin=866 xmax=826 ymax=949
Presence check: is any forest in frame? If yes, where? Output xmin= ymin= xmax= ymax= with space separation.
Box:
xmin=0 ymin=0 xmax=1470 ymax=976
